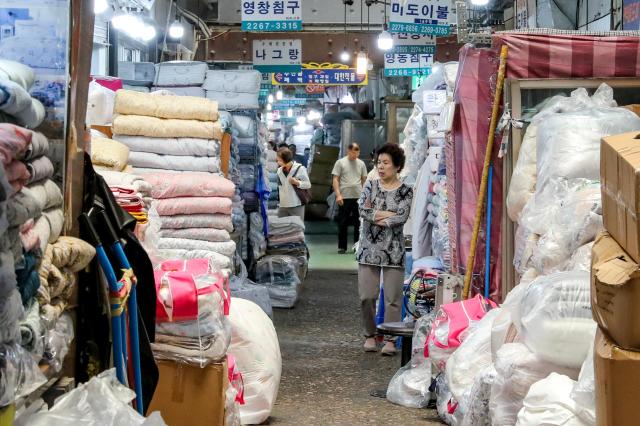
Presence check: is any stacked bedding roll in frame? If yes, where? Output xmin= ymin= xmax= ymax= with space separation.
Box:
xmin=152 ymin=61 xmax=208 ymax=98
xmin=204 ymin=70 xmax=261 ymax=111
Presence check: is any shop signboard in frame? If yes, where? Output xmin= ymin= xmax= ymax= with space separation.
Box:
xmin=252 ymin=39 xmax=302 ymax=73
xmin=241 ymin=0 xmax=303 ymax=31
xmin=274 ymin=99 xmax=307 ymax=107
xmin=272 ymin=66 xmax=368 ymax=86
xmin=411 ymin=74 xmax=427 ymax=90
xmin=295 ymin=92 xmax=324 ymax=99
xmin=624 ymin=0 xmax=640 ymax=29
xmin=261 ymin=73 xmax=273 ymax=89
xmin=384 ymin=53 xmax=433 ymax=77
xmin=389 ymin=0 xmax=452 ymax=36
xmin=392 ymin=33 xmax=436 ymax=54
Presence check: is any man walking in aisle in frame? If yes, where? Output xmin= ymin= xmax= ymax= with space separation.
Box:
xmin=332 ymin=142 xmax=368 ymax=254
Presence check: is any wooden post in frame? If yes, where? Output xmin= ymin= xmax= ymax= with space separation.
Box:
xmin=221 ymin=132 xmax=232 ymax=178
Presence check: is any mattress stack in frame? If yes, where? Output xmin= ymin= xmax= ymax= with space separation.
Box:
xmin=111 ymin=90 xmax=237 ymax=270
xmin=117 ymin=61 xmax=156 ymax=93
xmin=0 ymin=60 xmax=45 ymax=129
xmin=152 ymin=61 xmax=208 ymax=98
xmin=203 ymin=70 xmax=261 ymax=111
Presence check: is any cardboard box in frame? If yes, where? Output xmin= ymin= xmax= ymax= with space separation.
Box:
xmin=600 ymin=131 xmax=640 ymax=262
xmin=591 ymin=232 xmax=640 ymax=350
xmin=148 ymin=360 xmax=227 ymax=426
xmin=595 ymin=328 xmax=640 ymax=426
xmin=623 ymin=104 xmax=640 ymax=117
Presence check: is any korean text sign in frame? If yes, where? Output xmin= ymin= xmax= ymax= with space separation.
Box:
xmin=384 ymin=53 xmax=433 ymax=76
xmin=253 ymin=39 xmax=302 ymax=73
xmin=389 ymin=0 xmax=452 ymax=36
xmin=242 ymin=0 xmax=303 ymax=31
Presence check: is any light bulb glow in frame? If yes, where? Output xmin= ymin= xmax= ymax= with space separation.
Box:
xmin=377 ymin=30 xmax=394 ymax=51
xmin=112 ymin=13 xmax=137 ymax=30
xmin=287 ymin=108 xmax=293 ymax=118
xmin=169 ymin=20 xmax=184 ymax=39
xmin=471 ymin=0 xmax=489 ymax=5
xmin=140 ymin=24 xmax=156 ymax=41
xmin=267 ymin=94 xmax=274 ymax=103
xmin=340 ymin=49 xmax=350 ymax=62
xmin=266 ymin=103 xmax=272 ymax=111
xmin=94 ymin=0 xmax=109 ymax=14
xmin=296 ymin=116 xmax=306 ymax=125
xmin=356 ymin=51 xmax=368 ymax=75
xmin=276 ymin=90 xmax=283 ymax=100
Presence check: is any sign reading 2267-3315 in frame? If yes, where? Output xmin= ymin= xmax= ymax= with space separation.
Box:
xmin=242 ymin=1 xmax=303 ymax=31
xmin=389 ymin=0 xmax=452 ymax=36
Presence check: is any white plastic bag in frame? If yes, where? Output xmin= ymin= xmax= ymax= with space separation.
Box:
xmin=86 ymin=80 xmax=116 ymax=126
xmin=461 ymin=365 xmax=497 ymax=426
xmin=571 ymin=339 xmax=596 ymax=425
xmin=507 ymin=123 xmax=537 ymax=222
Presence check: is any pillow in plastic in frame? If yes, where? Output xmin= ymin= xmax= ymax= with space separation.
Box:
xmin=203 ymin=70 xmax=261 ymax=94
xmin=229 ymin=298 xmax=281 ymax=425
xmin=154 ymin=61 xmax=208 ymax=87
xmin=206 ymin=91 xmax=259 ymax=111
xmin=507 ymin=123 xmax=537 ymax=222
xmin=514 ymin=271 xmax=596 ymax=369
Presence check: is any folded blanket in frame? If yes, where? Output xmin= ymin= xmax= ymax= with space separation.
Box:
xmin=96 ymin=170 xmax=151 ymax=195
xmin=113 ymin=135 xmax=220 ymax=157
xmin=0 ymin=123 xmax=30 ymax=165
xmin=26 ymin=156 xmax=54 ymax=184
xmin=113 ymin=114 xmax=223 ymax=140
xmin=7 ymin=190 xmax=41 ymax=227
xmin=22 ymin=180 xmax=63 ymax=212
xmin=154 ymin=61 xmax=208 ymax=87
xmin=115 ymin=89 xmax=218 ymax=121
xmin=158 ymin=228 xmax=230 ymax=242
xmin=0 ymin=290 xmax=24 ymax=343
xmin=91 ymin=137 xmax=129 ymax=171
xmin=50 ymin=236 xmax=96 ymax=272
xmin=152 ymin=86 xmax=206 ymax=98
xmin=205 ymin=91 xmax=259 ymax=111
xmin=0 ymin=79 xmax=45 ymax=128
xmin=268 ymin=215 xmax=305 ymax=232
xmin=15 ymin=251 xmax=40 ymax=306
xmin=128 ymin=151 xmax=220 ymax=173
xmin=6 ymin=160 xmax=29 ymax=192
xmin=24 ymin=132 xmax=49 ymax=161
xmin=157 ymin=238 xmax=236 ymax=257
xmin=0 ymin=60 xmax=35 ymax=90
xmin=159 ymin=214 xmax=234 ymax=232
xmin=142 ymin=172 xmax=235 ymax=199
xmin=19 ymin=219 xmax=39 ymax=252
xmin=203 ymin=70 xmax=261 ymax=93
xmin=158 ymin=249 xmax=232 ymax=270
xmin=34 ymin=208 xmax=64 ymax=253
xmin=19 ymin=300 xmax=42 ymax=353
xmin=155 ymin=197 xmax=233 ymax=216
xmin=152 ymin=333 xmax=228 ymax=364
xmin=267 ymin=230 xmax=305 ymax=245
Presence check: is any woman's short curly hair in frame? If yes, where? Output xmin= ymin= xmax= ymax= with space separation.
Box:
xmin=277 ymin=147 xmax=293 ymax=163
xmin=376 ymin=143 xmax=406 ymax=173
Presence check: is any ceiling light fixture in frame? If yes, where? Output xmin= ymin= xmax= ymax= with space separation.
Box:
xmin=377 ymin=2 xmax=393 ymax=51
xmin=356 ymin=49 xmax=368 ymax=75
xmin=471 ymin=0 xmax=490 ymax=5
xmin=266 ymin=103 xmax=272 ymax=111
xmin=94 ymin=0 xmax=109 ymax=14
xmin=287 ymin=108 xmax=293 ymax=118
xmin=276 ymin=90 xmax=283 ymax=100
xmin=268 ymin=94 xmax=274 ymax=103
xmin=169 ymin=19 xmax=184 ymax=39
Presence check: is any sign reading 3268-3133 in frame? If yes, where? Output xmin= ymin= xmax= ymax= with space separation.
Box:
xmin=389 ymin=0 xmax=452 ymax=36
xmin=242 ymin=1 xmax=303 ymax=31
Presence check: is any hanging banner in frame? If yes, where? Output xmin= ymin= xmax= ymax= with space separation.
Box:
xmin=241 ymin=0 xmax=303 ymax=32
xmin=389 ymin=0 xmax=452 ymax=36
xmin=624 ymin=0 xmax=640 ymax=29
xmin=252 ymin=39 xmax=302 ymax=73
xmin=392 ymin=33 xmax=436 ymax=54
xmin=384 ymin=53 xmax=433 ymax=76
xmin=272 ymin=66 xmax=368 ymax=86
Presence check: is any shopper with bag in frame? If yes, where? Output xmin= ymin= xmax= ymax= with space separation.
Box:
xmin=332 ymin=142 xmax=368 ymax=254
xmin=357 ymin=143 xmax=413 ymax=355
xmin=276 ymin=147 xmax=311 ymax=221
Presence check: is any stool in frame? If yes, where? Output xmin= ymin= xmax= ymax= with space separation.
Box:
xmin=377 ymin=321 xmax=415 ymax=366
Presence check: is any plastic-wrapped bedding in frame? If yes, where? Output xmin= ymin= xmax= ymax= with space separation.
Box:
xmin=154 ymin=61 xmax=208 ymax=87
xmin=506 ymin=122 xmax=537 ymax=222
xmin=570 ymin=339 xmax=596 ymax=425
xmin=513 ymin=271 xmax=596 ymax=369
xmin=152 ymin=86 xmax=206 ymax=98
xmin=461 ymin=365 xmax=497 ymax=426
xmin=206 ymin=91 xmax=259 ymax=111
xmin=255 ymin=255 xmax=301 ymax=308
xmin=490 ymin=342 xmax=581 ymax=426
xmin=203 ymin=70 xmax=261 ymax=93
xmin=0 ymin=343 xmax=47 ymax=406
xmin=228 ymin=298 xmax=281 ymax=425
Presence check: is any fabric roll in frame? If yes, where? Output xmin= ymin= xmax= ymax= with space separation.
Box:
xmin=0 ymin=60 xmax=35 ymax=91
xmin=112 ymin=115 xmax=223 ymax=140
xmin=15 ymin=251 xmax=40 ymax=306
xmin=0 ymin=289 xmax=24 ymax=343
xmin=159 ymin=214 xmax=234 ymax=232
xmin=19 ymin=300 xmax=42 ymax=353
xmin=19 ymin=219 xmax=39 ymax=252
xmin=5 ymin=160 xmax=29 ymax=192
xmin=7 ymin=189 xmax=42 ymax=228
xmin=128 ymin=151 xmax=220 ymax=173
xmin=112 ymin=135 xmax=220 ymax=157
xmin=22 ymin=180 xmax=63 ymax=212
xmin=0 ymin=79 xmax=44 ymax=128
xmin=155 ymin=197 xmax=233 ymax=216
xmin=23 ymin=132 xmax=49 ymax=161
xmin=158 ymin=228 xmax=231 ymax=242
xmin=0 ymin=123 xmax=31 ymax=164
xmin=95 ymin=170 xmax=151 ymax=195
xmin=26 ymin=156 xmax=54 ymax=184
xmin=91 ymin=137 xmax=130 ymax=171
xmin=34 ymin=208 xmax=64 ymax=253
xmin=115 ymin=89 xmax=217 ymax=121
xmin=142 ymin=172 xmax=235 ymax=199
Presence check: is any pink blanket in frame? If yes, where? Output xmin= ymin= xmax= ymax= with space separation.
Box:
xmin=155 ymin=196 xmax=232 ymax=216
xmin=142 ymin=172 xmax=235 ymax=199
xmin=0 ymin=124 xmax=31 ymax=165
xmin=267 ymin=230 xmax=305 ymax=244
xmin=6 ymin=159 xmax=29 ymax=193
xmin=19 ymin=218 xmax=40 ymax=252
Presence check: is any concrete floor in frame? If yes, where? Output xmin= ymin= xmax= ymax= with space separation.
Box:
xmin=268 ymin=221 xmax=442 ymax=426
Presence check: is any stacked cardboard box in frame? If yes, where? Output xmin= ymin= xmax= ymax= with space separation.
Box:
xmin=593 ymin=131 xmax=640 ymax=426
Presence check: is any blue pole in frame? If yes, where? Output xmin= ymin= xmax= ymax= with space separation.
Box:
xmin=95 ymin=245 xmax=126 ymax=385
xmin=484 ymin=165 xmax=493 ymax=299
xmin=112 ymin=242 xmax=144 ymax=415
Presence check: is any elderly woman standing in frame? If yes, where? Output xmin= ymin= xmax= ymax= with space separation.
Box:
xmin=276 ymin=147 xmax=311 ymax=221
xmin=357 ymin=143 xmax=413 ymax=355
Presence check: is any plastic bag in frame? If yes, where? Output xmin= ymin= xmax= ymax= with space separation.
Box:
xmin=0 ymin=289 xmax=25 ymax=344
xmin=516 ymin=373 xmax=590 ymax=426
xmin=435 ymin=373 xmax=462 ymax=425
xmin=0 ymin=343 xmax=47 ymax=407
xmin=255 ymin=255 xmax=301 ymax=308
xmin=13 ymin=369 xmax=166 ymax=425
xmin=514 ymin=271 xmax=596 ymax=369
xmin=570 ymin=339 xmax=596 ymax=425
xmin=490 ymin=343 xmax=580 ymax=426
xmin=42 ymin=313 xmax=74 ymax=374
xmin=461 ymin=365 xmax=497 ymax=426
xmin=507 ymin=123 xmax=538 ymax=222
xmin=229 ymin=298 xmax=281 ymax=425
xmin=86 ymin=80 xmax=116 ymax=126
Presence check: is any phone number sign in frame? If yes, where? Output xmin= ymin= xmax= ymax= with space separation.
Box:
xmin=241 ymin=0 xmax=303 ymax=31
xmin=389 ymin=0 xmax=452 ymax=36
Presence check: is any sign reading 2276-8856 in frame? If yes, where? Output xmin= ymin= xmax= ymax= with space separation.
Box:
xmin=242 ymin=1 xmax=303 ymax=31
xmin=389 ymin=0 xmax=451 ymax=36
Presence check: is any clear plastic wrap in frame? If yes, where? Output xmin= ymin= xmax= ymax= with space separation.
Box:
xmin=490 ymin=343 xmax=580 ymax=426
xmin=461 ymin=365 xmax=497 ymax=426
xmin=230 ymin=262 xmax=273 ymax=318
xmin=571 ymin=339 xmax=596 ymax=425
xmin=507 ymin=123 xmax=537 ymax=222
xmin=41 ymin=313 xmax=74 ymax=373
xmin=255 ymin=255 xmax=301 ymax=309
xmin=0 ymin=289 xmax=25 ymax=344
xmin=446 ymin=309 xmax=501 ymax=406
xmin=514 ymin=271 xmax=595 ymax=369
xmin=13 ymin=369 xmax=166 ymax=425
xmin=435 ymin=373 xmax=461 ymax=425
xmin=153 ymin=272 xmax=231 ymax=366
xmin=557 ymin=242 xmax=594 ymax=273
xmin=0 ymin=343 xmax=47 ymax=407
xmin=229 ymin=298 xmax=281 ymax=425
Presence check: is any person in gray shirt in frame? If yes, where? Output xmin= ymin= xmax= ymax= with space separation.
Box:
xmin=332 ymin=143 xmax=368 ymax=254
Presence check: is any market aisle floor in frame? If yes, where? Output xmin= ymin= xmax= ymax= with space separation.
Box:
xmin=268 ymin=221 xmax=441 ymax=425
